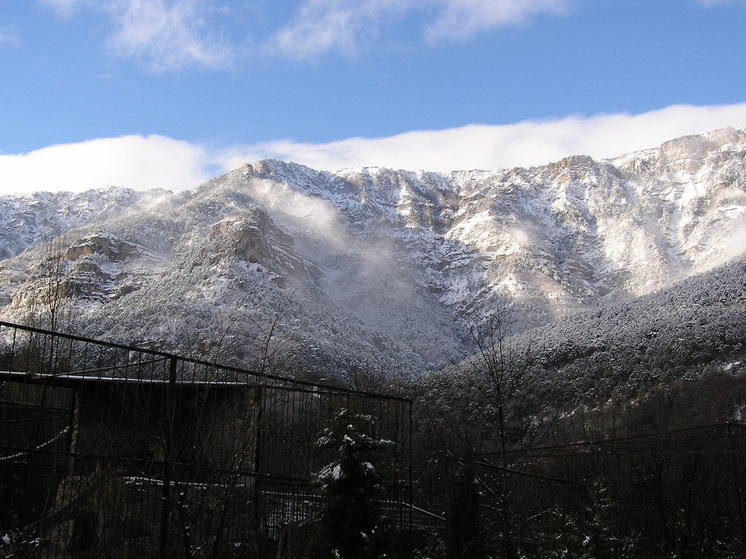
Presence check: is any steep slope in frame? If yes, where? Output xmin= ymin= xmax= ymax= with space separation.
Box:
xmin=0 ymin=128 xmax=744 ymax=376
xmin=0 ymin=187 xmax=171 ymax=260
xmin=240 ymin=127 xmax=746 ymax=325
xmin=513 ymin=255 xmax=746 ymax=404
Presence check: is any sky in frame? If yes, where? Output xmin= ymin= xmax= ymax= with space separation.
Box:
xmin=1 ymin=0 xmax=746 ymax=193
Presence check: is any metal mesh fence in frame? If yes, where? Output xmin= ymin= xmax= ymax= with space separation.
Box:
xmin=0 ymin=321 xmax=412 ymax=558
xmin=466 ymin=422 xmax=746 ymax=556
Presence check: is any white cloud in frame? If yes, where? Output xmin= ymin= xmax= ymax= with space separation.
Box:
xmin=106 ymin=0 xmax=231 ymax=71
xmin=2 ymin=103 xmax=746 ymax=195
xmin=0 ymin=135 xmax=210 ymax=193
xmin=0 ymin=26 xmax=21 ymax=48
xmin=37 ymin=0 xmax=739 ymax=67
xmin=426 ymin=0 xmax=573 ymax=41
xmin=219 ymin=103 xmax=746 ymax=172
xmin=41 ymin=0 xmax=85 ymax=16
xmin=42 ymin=0 xmax=231 ymax=71
xmin=270 ymin=0 xmax=575 ymax=59
xmin=271 ymin=0 xmax=410 ymax=60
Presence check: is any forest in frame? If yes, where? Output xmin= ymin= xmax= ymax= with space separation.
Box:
xmin=0 ymin=258 xmax=744 ymax=558
xmin=345 ymin=257 xmax=746 ymax=557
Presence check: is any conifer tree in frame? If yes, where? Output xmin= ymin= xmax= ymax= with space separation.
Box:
xmin=312 ymin=408 xmax=391 ymax=559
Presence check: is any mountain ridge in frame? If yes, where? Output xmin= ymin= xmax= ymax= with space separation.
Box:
xmin=0 ymin=127 xmax=744 ymax=377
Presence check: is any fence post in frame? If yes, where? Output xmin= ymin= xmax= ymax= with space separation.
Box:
xmin=253 ymin=383 xmax=264 ymax=540
xmin=160 ymin=357 xmax=177 ymax=559
xmin=408 ymin=399 xmax=414 ymax=559
xmin=727 ymin=423 xmax=746 ymax=544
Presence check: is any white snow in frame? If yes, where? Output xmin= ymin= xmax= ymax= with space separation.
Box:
xmin=0 ymin=128 xmax=744 ymax=374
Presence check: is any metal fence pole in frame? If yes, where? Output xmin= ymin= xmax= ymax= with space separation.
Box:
xmin=160 ymin=357 xmax=177 ymax=559
xmin=408 ymin=399 xmax=414 ymax=559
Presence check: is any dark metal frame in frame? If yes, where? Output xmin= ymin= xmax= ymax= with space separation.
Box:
xmin=0 ymin=321 xmax=413 ymax=558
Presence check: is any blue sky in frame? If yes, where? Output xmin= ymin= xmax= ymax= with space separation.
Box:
xmin=1 ymin=0 xmax=746 ymax=192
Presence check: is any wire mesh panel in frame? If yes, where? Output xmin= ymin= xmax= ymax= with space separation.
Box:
xmin=0 ymin=321 xmax=413 ymax=559
xmin=251 ymin=385 xmax=413 ymax=543
xmin=467 ymin=422 xmax=746 ymax=557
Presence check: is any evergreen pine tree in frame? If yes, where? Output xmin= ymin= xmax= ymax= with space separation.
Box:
xmin=312 ymin=409 xmax=391 ymax=559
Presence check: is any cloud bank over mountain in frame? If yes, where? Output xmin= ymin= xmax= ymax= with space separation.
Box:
xmin=1 ymin=127 xmax=744 ymax=374
xmin=2 ymin=103 xmax=746 ymax=194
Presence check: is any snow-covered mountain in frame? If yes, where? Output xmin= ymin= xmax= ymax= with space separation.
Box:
xmin=0 ymin=127 xmax=744 ymax=377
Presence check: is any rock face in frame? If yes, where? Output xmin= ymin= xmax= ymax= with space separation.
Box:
xmin=0 ymin=128 xmax=744 ymax=377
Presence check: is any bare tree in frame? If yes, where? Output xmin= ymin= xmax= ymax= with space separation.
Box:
xmin=467 ymin=306 xmax=539 ymax=467
xmin=244 ymin=295 xmax=298 ymax=376
xmin=460 ymin=305 xmax=547 ymax=558
xmin=23 ymin=232 xmax=77 ymax=334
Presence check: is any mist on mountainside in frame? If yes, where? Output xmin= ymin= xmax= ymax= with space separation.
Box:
xmin=0 ymin=128 xmax=744 ymax=379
